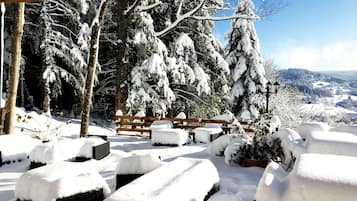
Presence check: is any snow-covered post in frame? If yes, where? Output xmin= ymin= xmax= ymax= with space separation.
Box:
xmin=226 ymin=0 xmax=267 ymax=120
xmin=80 ymin=0 xmax=109 ymax=137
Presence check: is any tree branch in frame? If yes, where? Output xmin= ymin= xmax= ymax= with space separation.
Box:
xmin=190 ymin=14 xmax=259 ymax=21
xmin=136 ymin=0 xmax=162 ymax=12
xmin=155 ymin=0 xmax=206 ymax=38
xmin=124 ymin=0 xmax=139 ymax=16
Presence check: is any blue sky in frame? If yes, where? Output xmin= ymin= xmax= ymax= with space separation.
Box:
xmin=213 ymin=0 xmax=357 ymax=71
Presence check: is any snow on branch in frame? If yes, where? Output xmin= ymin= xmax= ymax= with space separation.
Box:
xmin=124 ymin=0 xmax=139 ymax=16
xmin=136 ymin=1 xmax=162 ymax=12
xmin=155 ymin=0 xmax=206 ymax=38
xmin=190 ymin=14 xmax=259 ymax=21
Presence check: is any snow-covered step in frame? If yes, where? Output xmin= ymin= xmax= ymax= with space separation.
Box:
xmin=15 ymin=162 xmax=111 ymax=201
xmin=256 ymin=154 xmax=357 ymax=201
xmin=105 ymin=157 xmax=220 ymax=201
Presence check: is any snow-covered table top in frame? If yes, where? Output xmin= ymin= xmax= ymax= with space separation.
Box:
xmin=105 ymin=157 xmax=219 ymax=201
xmin=149 ymin=120 xmax=173 ymax=130
xmin=296 ymin=122 xmax=330 ymax=140
xmin=151 ymin=128 xmax=189 ymax=145
xmin=29 ymin=137 xmax=107 ymax=163
xmin=15 ymin=162 xmax=111 ymax=201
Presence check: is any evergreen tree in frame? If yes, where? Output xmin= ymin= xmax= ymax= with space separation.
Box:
xmin=226 ymin=0 xmax=267 ymax=120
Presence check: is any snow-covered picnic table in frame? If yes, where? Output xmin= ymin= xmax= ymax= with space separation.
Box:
xmin=256 ymin=153 xmax=357 ymax=201
xmin=194 ymin=123 xmax=223 ymax=143
xmin=15 ymin=162 xmax=111 ymax=201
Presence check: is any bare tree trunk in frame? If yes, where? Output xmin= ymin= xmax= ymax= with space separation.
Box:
xmin=43 ymin=80 xmax=50 ymax=113
xmin=2 ymin=3 xmax=24 ymax=134
xmin=115 ymin=0 xmax=129 ymax=114
xmin=80 ymin=0 xmax=109 ymax=137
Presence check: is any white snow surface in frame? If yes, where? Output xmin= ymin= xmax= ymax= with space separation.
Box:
xmin=15 ymin=162 xmax=111 ymax=201
xmin=151 ymin=128 xmax=189 ymax=145
xmin=115 ymin=154 xmax=164 ymax=175
xmin=256 ymin=154 xmax=357 ymax=201
xmin=105 ymin=157 xmax=219 ymax=201
xmin=0 ymin=134 xmax=40 ymax=163
xmin=296 ymin=122 xmax=330 ymax=140
xmin=275 ymin=128 xmax=306 ymax=163
xmin=175 ymin=112 xmax=186 ymax=119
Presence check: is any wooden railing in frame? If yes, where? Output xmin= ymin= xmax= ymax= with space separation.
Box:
xmin=114 ymin=115 xmax=254 ymax=136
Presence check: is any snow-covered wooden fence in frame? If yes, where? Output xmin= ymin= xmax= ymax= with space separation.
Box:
xmin=114 ymin=115 xmax=254 ymax=137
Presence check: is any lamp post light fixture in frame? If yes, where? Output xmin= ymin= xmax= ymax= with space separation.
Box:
xmin=258 ymin=81 xmax=280 ymax=113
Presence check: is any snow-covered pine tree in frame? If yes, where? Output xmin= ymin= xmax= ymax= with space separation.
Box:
xmin=40 ymin=0 xmax=91 ymax=114
xmin=226 ymin=0 xmax=267 ymax=120
xmin=127 ymin=1 xmax=175 ymax=115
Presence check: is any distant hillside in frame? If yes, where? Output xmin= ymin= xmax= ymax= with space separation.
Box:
xmin=321 ymin=71 xmax=357 ymax=81
xmin=278 ymin=68 xmax=356 ymax=97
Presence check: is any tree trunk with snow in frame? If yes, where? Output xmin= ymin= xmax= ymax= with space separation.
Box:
xmin=80 ymin=0 xmax=109 ymax=137
xmin=2 ymin=3 xmax=25 ymax=134
xmin=115 ymin=0 xmax=129 ymax=114
xmin=42 ymin=80 xmax=50 ymax=113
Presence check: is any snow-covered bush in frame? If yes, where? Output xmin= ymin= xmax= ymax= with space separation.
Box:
xmin=225 ymin=114 xmax=284 ymax=165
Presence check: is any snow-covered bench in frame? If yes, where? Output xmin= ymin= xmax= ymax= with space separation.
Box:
xmin=151 ymin=128 xmax=189 ymax=146
xmin=115 ymin=154 xmax=164 ymax=189
xmin=296 ymin=122 xmax=330 ymax=140
xmin=105 ymin=157 xmax=219 ymax=201
xmin=255 ymin=154 xmax=357 ymax=201
xmin=194 ymin=123 xmax=223 ymax=143
xmin=0 ymin=134 xmax=40 ymax=167
xmin=29 ymin=136 xmax=110 ymax=168
xmin=15 ymin=162 xmax=111 ymax=201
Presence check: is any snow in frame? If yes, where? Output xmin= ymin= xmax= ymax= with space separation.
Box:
xmin=296 ymin=122 xmax=330 ymax=140
xmin=306 ymin=131 xmax=357 ymax=157
xmin=0 ymin=134 xmax=40 ymax=165
xmin=115 ymin=154 xmax=164 ymax=175
xmin=256 ymin=154 xmax=357 ymax=201
xmin=151 ymin=128 xmax=189 ymax=146
xmin=149 ymin=120 xmax=173 ymax=130
xmin=194 ymin=125 xmax=223 ymax=143
xmin=29 ymin=137 xmax=107 ymax=163
xmin=15 ymin=162 xmax=111 ymax=201
xmin=105 ymin=157 xmax=219 ymax=201
xmin=175 ymin=112 xmax=186 ymax=119
xmin=330 ymin=125 xmax=357 ymax=135
xmin=207 ymin=134 xmax=234 ymax=156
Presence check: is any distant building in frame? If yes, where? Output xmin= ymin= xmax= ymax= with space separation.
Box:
xmin=336 ymin=96 xmax=353 ymax=109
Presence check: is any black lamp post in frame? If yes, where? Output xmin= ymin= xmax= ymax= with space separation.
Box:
xmin=258 ymin=81 xmax=280 ymax=113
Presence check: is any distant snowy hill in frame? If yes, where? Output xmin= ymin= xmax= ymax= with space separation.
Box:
xmin=278 ymin=68 xmax=357 ymax=97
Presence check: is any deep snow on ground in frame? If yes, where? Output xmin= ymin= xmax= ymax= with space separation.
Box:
xmin=0 ymin=108 xmax=264 ymax=201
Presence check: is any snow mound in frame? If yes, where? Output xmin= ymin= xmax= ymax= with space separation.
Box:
xmin=105 ymin=157 xmax=219 ymax=201
xmin=296 ymin=122 xmax=330 ymax=140
xmin=306 ymin=131 xmax=357 ymax=157
xmin=115 ymin=154 xmax=164 ymax=175
xmin=0 ymin=134 xmax=40 ymax=166
xmin=224 ymin=137 xmax=244 ymax=165
xmin=151 ymin=128 xmax=189 ymax=146
xmin=207 ymin=135 xmax=232 ymax=156
xmin=15 ymin=162 xmax=111 ymax=201
xmin=175 ymin=112 xmax=186 ymax=119
xmin=256 ymin=154 xmax=357 ymax=201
